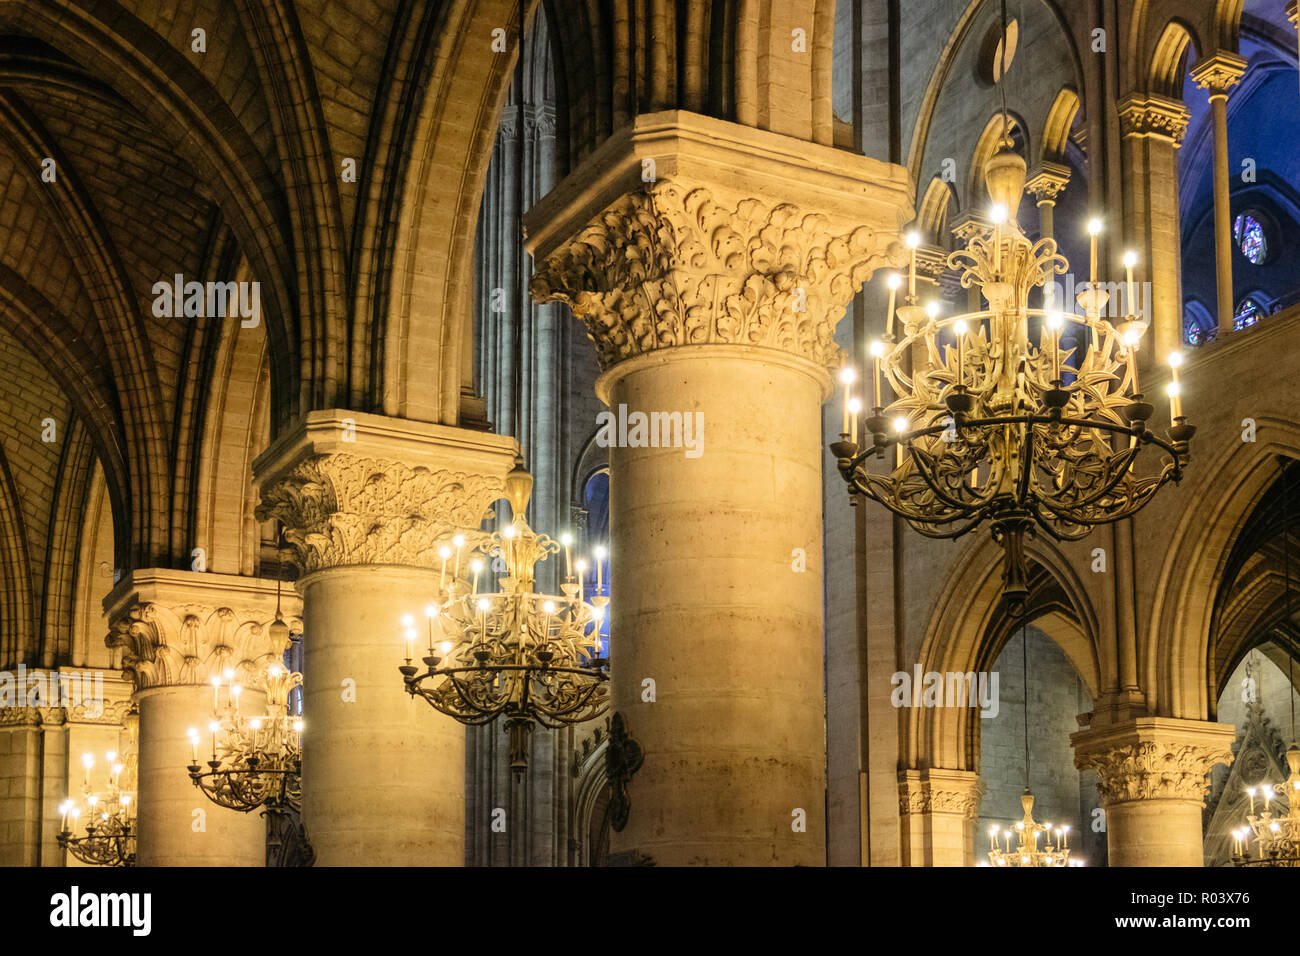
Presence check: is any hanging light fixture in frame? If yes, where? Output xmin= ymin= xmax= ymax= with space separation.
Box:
xmin=399 ymin=460 xmax=610 ymax=776
xmin=58 ymin=712 xmax=138 ymax=867
xmin=399 ymin=8 xmax=609 ymax=777
xmin=186 ymin=560 xmax=307 ymax=821
xmin=983 ymin=622 xmax=1081 ymax=867
xmin=1232 ymin=459 xmax=1300 ymax=867
xmin=830 ymin=3 xmax=1192 ymax=612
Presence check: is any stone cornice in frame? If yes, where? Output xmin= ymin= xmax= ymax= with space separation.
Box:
xmin=524 ymin=111 xmax=913 ymax=372
xmin=949 ymin=211 xmax=992 ymax=244
xmin=898 ymin=768 xmax=984 ymax=818
xmin=1190 ymin=52 xmax=1248 ymax=97
xmin=103 ymin=570 xmax=302 ymax=693
xmin=1024 ymin=161 xmax=1071 ymax=202
xmin=1072 ymin=717 xmax=1236 ymax=806
xmin=253 ymin=412 xmax=517 ymax=573
xmin=1117 ymin=93 xmax=1191 ymax=145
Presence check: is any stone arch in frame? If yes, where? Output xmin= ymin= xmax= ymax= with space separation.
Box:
xmin=0 ymin=439 xmax=33 ymax=668
xmin=907 ymin=532 xmax=1104 ymax=772
xmin=1213 ymin=0 xmax=1246 ymax=52
xmin=1147 ymin=416 xmax=1300 ymax=719
xmin=0 ymin=0 xmax=300 ymax=430
xmin=917 ymin=176 xmax=957 ymax=246
xmin=571 ymin=724 xmax=611 ymax=866
xmin=1041 ymin=87 xmax=1080 ymax=163
xmin=1147 ymin=19 xmax=1201 ymax=99
xmin=906 ymin=0 xmax=1084 ymax=190
xmin=39 ymin=416 xmax=95 ymax=667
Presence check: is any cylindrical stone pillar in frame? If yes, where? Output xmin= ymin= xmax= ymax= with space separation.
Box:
xmin=135 ymin=684 xmax=265 ymax=866
xmin=1209 ymin=94 xmax=1234 ymax=334
xmin=599 ymin=346 xmax=828 ymax=866
xmin=298 ymin=565 xmax=464 ymax=865
xmin=1072 ymin=716 xmax=1235 ymax=867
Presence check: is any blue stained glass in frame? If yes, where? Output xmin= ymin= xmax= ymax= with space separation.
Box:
xmin=1233 ymin=298 xmax=1261 ymax=331
xmin=1233 ymin=214 xmax=1267 ymax=265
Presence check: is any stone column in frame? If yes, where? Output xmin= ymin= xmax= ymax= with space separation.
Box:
xmin=105 ymin=569 xmax=298 ymax=867
xmin=254 ymin=410 xmax=516 ymax=866
xmin=898 ymin=769 xmax=983 ymax=866
xmin=1072 ymin=717 xmax=1235 ymax=866
xmin=1024 ymin=162 xmax=1070 ymax=244
xmin=526 ymin=110 xmax=912 ymax=865
xmin=1117 ymin=93 xmax=1190 ymax=357
xmin=1190 ymin=53 xmax=1247 ymax=337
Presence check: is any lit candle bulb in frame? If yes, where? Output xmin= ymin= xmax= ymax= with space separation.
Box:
xmin=839 ymin=366 xmax=856 ymax=435
xmin=404 ymin=625 xmax=417 ymax=662
xmin=953 ymin=319 xmax=968 ymax=386
xmin=452 ymin=534 xmax=465 ymax=579
xmin=188 ymin=729 xmax=198 ymax=764
xmin=906 ymin=230 xmax=921 ymax=298
xmin=470 ymin=557 xmax=484 ymax=594
xmin=1166 ymin=381 xmax=1182 ymax=422
xmin=848 ymin=397 xmax=862 ymax=447
xmin=885 ymin=272 xmax=902 ymax=338
xmin=1122 ymin=249 xmax=1138 ymax=316
xmin=990 ymin=203 xmax=1008 ymax=272
xmin=1061 ymin=824 xmax=1069 ymax=848
xmin=477 ymin=597 xmax=490 ymax=643
xmin=1087 ymin=218 xmax=1103 ymax=284
xmin=541 ymin=600 xmax=555 ymax=641
xmin=231 ymin=684 xmax=242 ymax=715
xmin=1248 ymin=786 xmax=1257 ymax=813
xmin=893 ymin=416 xmax=909 ymax=468
xmin=82 ymin=753 xmax=92 ymax=787
xmin=575 ymin=559 xmax=588 ymax=602
xmin=211 ymin=675 xmax=221 ymax=713
xmin=1167 ymin=351 xmax=1184 ymax=419
xmin=438 ymin=545 xmax=451 ymax=589
xmin=868 ymin=340 xmax=885 ymax=408
xmin=594 ymin=545 xmax=606 ymax=594
xmin=209 ymin=720 xmax=220 ymax=762
xmin=1045 ymin=311 xmax=1064 ymax=381
xmin=559 ymin=532 xmax=573 ymax=578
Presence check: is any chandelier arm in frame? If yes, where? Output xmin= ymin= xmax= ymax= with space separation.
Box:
xmin=1036 ymin=467 xmax=1174 ymax=528
xmin=909 ymin=444 xmax=988 ymax=512
xmin=842 ymin=467 xmax=971 ymax=526
xmin=1035 ymin=443 xmax=1145 ymax=512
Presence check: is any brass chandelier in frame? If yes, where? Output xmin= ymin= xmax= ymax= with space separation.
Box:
xmin=58 ymin=715 xmax=139 ymax=867
xmin=986 ymin=791 xmax=1074 ymax=867
xmin=399 ymin=460 xmax=609 ymax=776
xmin=830 ymin=132 xmax=1193 ymax=611
xmin=1232 ymin=459 xmax=1300 ymax=866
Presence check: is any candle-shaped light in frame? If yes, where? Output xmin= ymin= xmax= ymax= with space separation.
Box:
xmin=1248 ymin=786 xmax=1257 ymax=814
xmin=425 ymin=604 xmax=437 ymax=653
xmin=594 ymin=545 xmax=606 ymax=593
xmin=1124 ymin=329 xmax=1141 ymax=393
xmin=188 ymin=728 xmax=198 ymax=764
xmin=868 ymin=340 xmax=885 ymax=408
xmin=231 ymin=683 xmax=241 ymax=715
xmin=1167 ymin=351 xmax=1184 ymax=419
xmin=990 ymin=203 xmax=1008 ymax=273
xmin=575 ymin=559 xmax=587 ymax=602
xmin=839 ymin=366 xmax=856 ymax=434
xmin=1122 ymin=249 xmax=1138 ymax=316
xmin=477 ymin=596 xmax=490 ymax=643
xmin=906 ymin=230 xmax=921 ymax=298
xmin=847 ymin=397 xmax=862 ymax=446
xmin=953 ymin=318 xmax=968 ymax=386
xmin=82 ymin=752 xmax=92 ymax=787
xmin=452 ymin=534 xmax=465 ymax=579
xmin=211 ymin=674 xmax=221 ymax=713
xmin=885 ymin=272 xmax=902 ymax=338
xmin=893 ymin=416 xmax=908 ymax=468
xmin=1045 ymin=310 xmax=1064 ymax=381
xmin=541 ymin=600 xmax=555 ymax=642
xmin=1087 ymin=218 xmax=1103 ymax=284
xmin=209 ymin=720 xmax=220 ymax=762
xmin=470 ymin=557 xmax=483 ymax=594
xmin=438 ymin=545 xmax=451 ymax=589
xmin=560 ymin=532 xmax=573 ymax=578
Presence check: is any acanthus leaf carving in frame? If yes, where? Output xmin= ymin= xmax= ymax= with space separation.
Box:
xmin=1077 ymin=740 xmax=1234 ymax=806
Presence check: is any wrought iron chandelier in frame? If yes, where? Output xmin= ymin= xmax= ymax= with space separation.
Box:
xmin=1232 ymin=459 xmax=1300 ymax=867
xmin=982 ymin=623 xmax=1080 ymax=867
xmin=58 ymin=715 xmax=138 ymax=867
xmin=831 ymin=43 xmax=1191 ymax=614
xmin=186 ymin=661 xmax=304 ymax=813
xmin=399 ymin=459 xmax=609 ymax=776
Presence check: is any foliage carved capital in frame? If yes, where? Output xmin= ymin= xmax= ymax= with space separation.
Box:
xmin=1072 ymin=718 xmax=1236 ymax=806
xmin=898 ymin=768 xmax=984 ymax=818
xmin=1117 ymin=93 xmax=1190 ymax=146
xmin=529 ymin=181 xmax=901 ymax=371
xmin=255 ymin=453 xmax=504 ymax=573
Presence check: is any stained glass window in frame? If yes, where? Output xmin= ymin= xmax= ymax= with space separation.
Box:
xmin=1184 ymin=308 xmax=1214 ymax=346
xmin=1233 ymin=297 xmax=1262 ymax=331
xmin=1234 ymin=214 xmax=1267 ymax=265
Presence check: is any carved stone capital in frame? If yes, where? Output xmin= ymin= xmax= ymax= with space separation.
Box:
xmin=1117 ymin=93 xmax=1191 ymax=146
xmin=253 ymin=410 xmax=517 ymax=573
xmin=949 ymin=211 xmax=992 ymax=245
xmin=1190 ymin=52 xmax=1248 ymax=98
xmin=898 ymin=768 xmax=984 ymax=819
xmin=103 ymin=570 xmax=302 ymax=693
xmin=1072 ymin=717 xmax=1236 ymax=807
xmin=525 ymin=110 xmax=914 ymax=372
xmin=1288 ymin=0 xmax=1298 ymax=27
xmin=1024 ymin=161 xmax=1071 ymax=203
